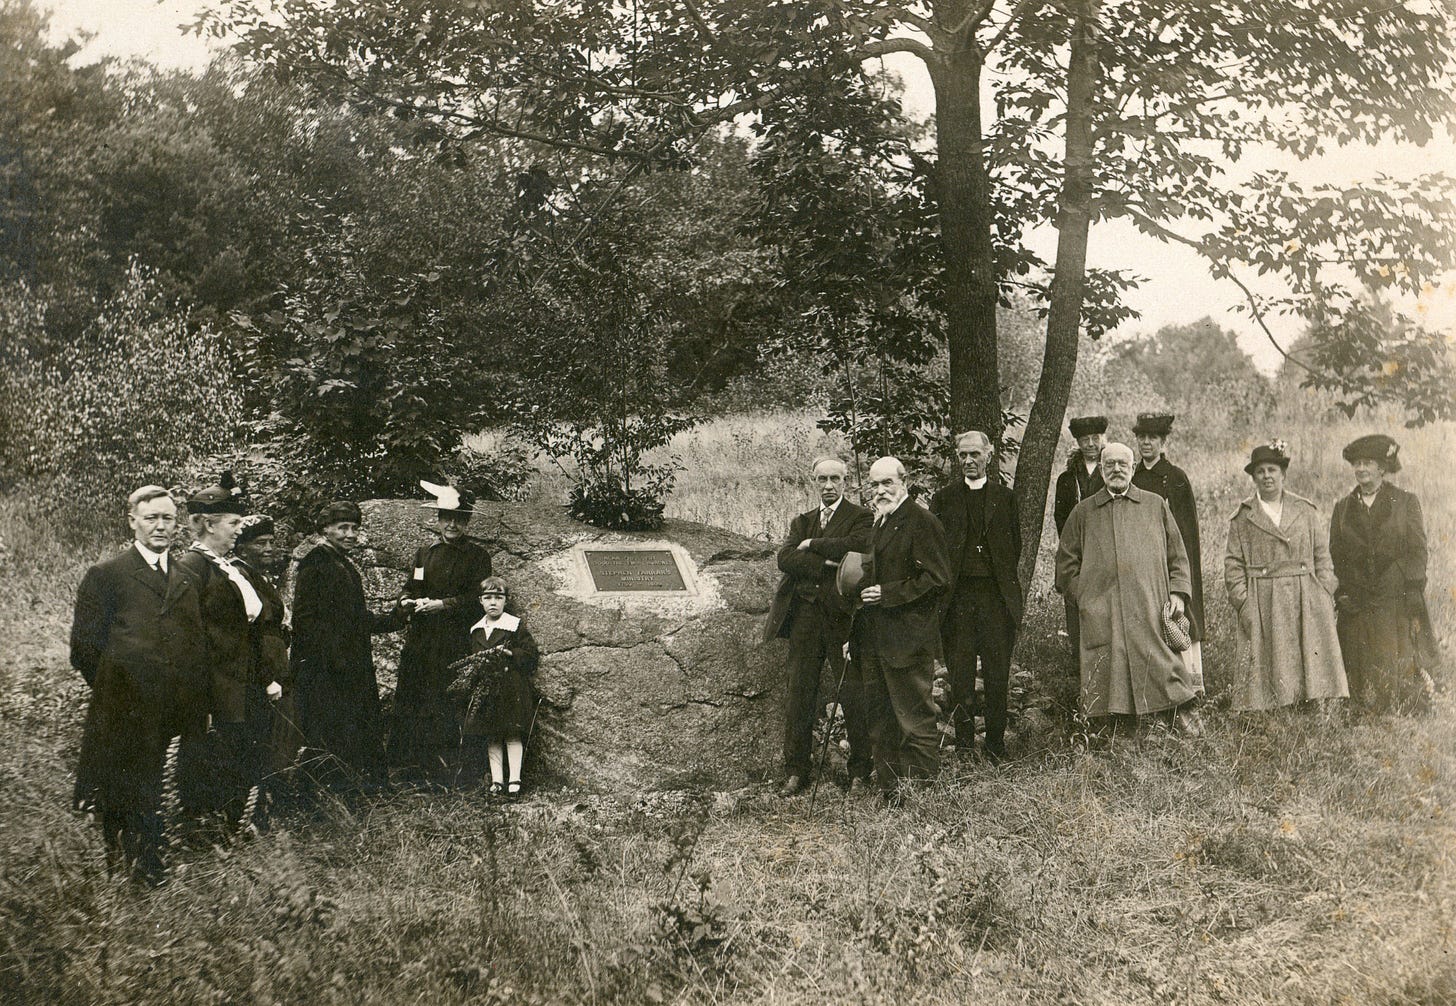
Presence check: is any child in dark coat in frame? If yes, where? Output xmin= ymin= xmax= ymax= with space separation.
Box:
xmin=450 ymin=577 xmax=539 ymax=798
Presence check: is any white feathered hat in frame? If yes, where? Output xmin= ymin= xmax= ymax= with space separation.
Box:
xmin=419 ymin=480 xmax=474 ymax=514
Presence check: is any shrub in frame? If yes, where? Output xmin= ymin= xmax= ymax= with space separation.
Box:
xmin=0 ymin=267 xmax=246 ymax=533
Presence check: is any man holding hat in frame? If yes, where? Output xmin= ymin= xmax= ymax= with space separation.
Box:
xmin=1054 ymin=415 xmax=1107 ymax=673
xmin=763 ymin=458 xmax=872 ymax=797
xmin=851 ymin=457 xmax=952 ymax=802
xmin=1329 ymin=434 xmax=1437 ymax=713
xmin=388 ymin=481 xmax=494 ymax=783
xmin=70 ymin=485 xmax=206 ymax=884
xmin=1131 ymin=412 xmax=1205 ymax=694
xmin=929 ymin=431 xmax=1023 ymax=763
xmin=291 ymin=500 xmax=396 ymax=789
xmin=1055 ymin=443 xmax=1199 ymax=732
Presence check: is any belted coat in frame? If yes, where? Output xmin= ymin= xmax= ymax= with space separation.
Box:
xmin=1223 ymin=493 xmax=1347 ymax=710
xmin=1054 ymin=486 xmax=1196 ymax=716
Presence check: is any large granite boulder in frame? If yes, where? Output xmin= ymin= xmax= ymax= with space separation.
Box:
xmin=345 ymin=499 xmax=787 ymax=792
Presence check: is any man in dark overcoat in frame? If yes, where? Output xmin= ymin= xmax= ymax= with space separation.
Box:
xmin=930 ymin=431 xmax=1024 ymax=763
xmin=70 ymin=485 xmax=206 ymax=884
xmin=1053 ymin=415 xmax=1107 ymax=665
xmin=853 ymin=456 xmax=952 ymax=803
xmin=763 ymin=457 xmax=872 ymax=796
xmin=1131 ymin=412 xmax=1205 ymax=694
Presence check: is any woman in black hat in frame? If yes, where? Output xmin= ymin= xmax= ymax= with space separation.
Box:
xmin=1224 ymin=443 xmax=1347 ymax=712
xmin=1132 ymin=413 xmax=1205 ymax=694
xmin=175 ymin=474 xmax=278 ymax=829
xmin=232 ymin=515 xmax=297 ymax=800
xmin=290 ymin=501 xmax=396 ymax=788
xmin=387 ymin=481 xmax=493 ymax=783
xmin=1329 ymin=434 xmax=1436 ymax=713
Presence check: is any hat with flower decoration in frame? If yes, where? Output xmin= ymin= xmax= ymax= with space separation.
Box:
xmin=1243 ymin=440 xmax=1291 ymax=475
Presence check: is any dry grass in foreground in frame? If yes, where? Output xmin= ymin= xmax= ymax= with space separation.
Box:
xmin=1 ymin=411 xmax=1454 ymax=1005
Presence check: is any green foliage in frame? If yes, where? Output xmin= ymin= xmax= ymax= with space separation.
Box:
xmin=0 ymin=268 xmax=247 ymax=528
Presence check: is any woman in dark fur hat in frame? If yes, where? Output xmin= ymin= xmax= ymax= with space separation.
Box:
xmin=1329 ymin=434 xmax=1437 ymax=713
xmin=290 ymin=501 xmax=397 ymax=788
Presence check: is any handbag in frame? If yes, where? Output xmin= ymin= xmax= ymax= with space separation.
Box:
xmin=1161 ymin=600 xmax=1192 ymax=653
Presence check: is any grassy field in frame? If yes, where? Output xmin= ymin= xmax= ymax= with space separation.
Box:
xmin=2 ymin=411 xmax=1453 ymax=1005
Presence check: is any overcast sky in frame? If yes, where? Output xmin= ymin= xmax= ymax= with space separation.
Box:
xmin=44 ymin=0 xmax=1456 ymax=374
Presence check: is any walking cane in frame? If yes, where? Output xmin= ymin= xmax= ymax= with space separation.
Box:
xmin=805 ymin=550 xmax=869 ymax=816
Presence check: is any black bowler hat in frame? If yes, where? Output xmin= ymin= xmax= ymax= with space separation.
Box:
xmin=1068 ymin=415 xmax=1108 ymax=438
xmin=1243 ymin=441 xmax=1291 ymax=475
xmin=316 ymin=500 xmax=362 ymax=530
xmin=188 ymin=471 xmax=247 ymax=516
xmin=1342 ymin=434 xmax=1401 ymax=473
xmin=1132 ymin=412 xmax=1175 ymax=437
xmin=236 ymin=514 xmax=274 ymax=545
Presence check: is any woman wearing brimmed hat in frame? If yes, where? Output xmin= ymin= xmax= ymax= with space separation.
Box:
xmin=1132 ymin=413 xmax=1206 ymax=695
xmin=1224 ymin=442 xmax=1347 ymax=711
xmin=175 ymin=474 xmax=281 ymax=830
xmin=387 ymin=481 xmax=494 ymax=783
xmin=1329 ymin=434 xmax=1437 ymax=713
xmin=290 ymin=500 xmax=395 ymax=789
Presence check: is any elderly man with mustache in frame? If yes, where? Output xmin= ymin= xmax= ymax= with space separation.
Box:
xmin=1054 ymin=442 xmax=1199 ymax=734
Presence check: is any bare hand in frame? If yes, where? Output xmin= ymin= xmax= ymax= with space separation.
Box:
xmin=416 ymin=598 xmax=445 ymax=614
xmin=266 ymin=681 xmax=283 ymax=701
xmin=842 ymin=642 xmax=851 ymax=660
xmin=1168 ymin=594 xmax=1186 ymax=620
xmin=860 ymin=585 xmax=882 ymax=605
xmin=796 ymin=539 xmax=813 ymax=551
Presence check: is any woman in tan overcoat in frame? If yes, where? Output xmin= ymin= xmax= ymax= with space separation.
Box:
xmin=1224 ymin=442 xmax=1348 ymax=711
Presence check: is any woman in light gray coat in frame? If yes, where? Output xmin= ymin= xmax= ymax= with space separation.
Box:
xmin=1224 ymin=442 xmax=1347 ymax=711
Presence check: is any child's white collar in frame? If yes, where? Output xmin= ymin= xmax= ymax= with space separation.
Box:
xmin=471 ymin=611 xmax=519 ymax=633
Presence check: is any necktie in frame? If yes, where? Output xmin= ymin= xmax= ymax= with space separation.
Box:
xmin=820 ymin=507 xmax=832 ymax=530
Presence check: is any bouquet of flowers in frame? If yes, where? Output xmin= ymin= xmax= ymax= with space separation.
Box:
xmin=447 ymin=644 xmax=513 ymax=721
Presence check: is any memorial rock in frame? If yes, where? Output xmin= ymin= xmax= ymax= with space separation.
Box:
xmin=343 ymin=498 xmax=786 ymax=792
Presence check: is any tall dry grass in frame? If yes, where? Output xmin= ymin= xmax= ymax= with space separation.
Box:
xmin=2 ymin=408 xmax=1453 ymax=1005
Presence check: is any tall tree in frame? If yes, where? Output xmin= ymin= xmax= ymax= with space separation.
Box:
xmin=204 ymin=0 xmax=1456 ymax=592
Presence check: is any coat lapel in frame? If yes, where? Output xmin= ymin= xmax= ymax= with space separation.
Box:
xmin=126 ymin=547 xmax=168 ymax=599
xmin=1242 ymin=498 xmax=1288 ymax=541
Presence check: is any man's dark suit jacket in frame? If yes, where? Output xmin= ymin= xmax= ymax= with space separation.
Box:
xmin=69 ymin=545 xmax=207 ymax=811
xmin=763 ymin=500 xmax=872 ymax=643
xmin=858 ymin=498 xmax=952 ymax=665
xmin=1054 ymin=453 xmax=1104 ymax=536
xmin=928 ymin=478 xmax=1024 ymax=626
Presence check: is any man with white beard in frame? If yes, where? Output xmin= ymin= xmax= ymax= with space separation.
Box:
xmin=1055 ymin=442 xmax=1199 ymax=733
xmin=851 ymin=457 xmax=952 ymax=803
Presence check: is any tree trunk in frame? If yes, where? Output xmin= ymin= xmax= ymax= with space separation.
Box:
xmin=929 ymin=40 xmax=1000 ymax=443
xmin=1016 ymin=0 xmax=1102 ymax=596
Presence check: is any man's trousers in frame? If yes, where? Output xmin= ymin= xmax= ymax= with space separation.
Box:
xmin=943 ymin=577 xmax=1015 ymax=753
xmin=782 ymin=600 xmax=870 ymax=780
xmin=859 ymin=639 xmax=939 ymax=792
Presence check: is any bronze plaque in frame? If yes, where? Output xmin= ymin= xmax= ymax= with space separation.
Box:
xmin=582 ymin=548 xmax=689 ymax=592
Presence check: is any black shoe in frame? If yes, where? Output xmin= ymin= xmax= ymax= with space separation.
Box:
xmin=882 ymin=786 xmax=906 ymax=809
xmin=506 ymin=782 xmax=522 ymax=802
xmin=984 ymin=741 xmax=1008 ymax=765
xmin=778 ymin=775 xmax=808 ymax=797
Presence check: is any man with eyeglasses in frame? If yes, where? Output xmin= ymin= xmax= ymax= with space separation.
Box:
xmin=1054 ymin=443 xmax=1198 ymax=734
xmin=851 ymin=456 xmax=952 ymax=804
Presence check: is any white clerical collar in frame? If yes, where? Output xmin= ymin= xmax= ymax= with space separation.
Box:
xmin=964 ymin=476 xmax=987 ymax=491
xmin=471 ymin=611 xmax=520 ymax=634
xmin=134 ymin=541 xmax=168 ymax=571
xmin=1108 ymin=488 xmax=1129 ymax=500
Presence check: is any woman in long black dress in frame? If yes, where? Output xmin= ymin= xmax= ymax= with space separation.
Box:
xmin=232 ymin=514 xmax=294 ymax=804
xmin=387 ymin=481 xmax=492 ymax=782
xmin=291 ymin=501 xmax=396 ymax=789
xmin=176 ymin=475 xmax=277 ymax=829
xmin=1329 ymin=434 xmax=1437 ymax=714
